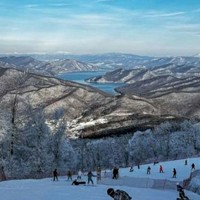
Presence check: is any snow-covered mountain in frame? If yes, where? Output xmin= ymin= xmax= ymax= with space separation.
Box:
xmin=1 ymin=57 xmax=200 ymax=180
xmin=2 ymin=53 xmax=200 ymax=73
xmin=32 ymin=53 xmax=200 ymax=70
xmin=193 ymin=53 xmax=200 ymax=57
xmin=0 ymin=56 xmax=98 ymax=75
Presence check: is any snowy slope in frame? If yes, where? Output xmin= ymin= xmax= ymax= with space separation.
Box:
xmin=0 ymin=157 xmax=199 ymax=200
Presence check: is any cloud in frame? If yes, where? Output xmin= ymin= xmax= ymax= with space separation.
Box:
xmin=143 ymin=11 xmax=186 ymax=18
xmin=24 ymin=4 xmax=39 ymax=8
xmin=70 ymin=13 xmax=122 ymax=24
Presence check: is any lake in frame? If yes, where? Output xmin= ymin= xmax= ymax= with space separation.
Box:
xmin=57 ymin=71 xmax=125 ymax=95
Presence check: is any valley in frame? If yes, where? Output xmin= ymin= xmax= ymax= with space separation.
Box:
xmin=0 ymin=53 xmax=200 ymax=181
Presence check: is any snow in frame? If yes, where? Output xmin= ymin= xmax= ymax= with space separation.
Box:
xmin=0 ymin=157 xmax=199 ymax=200
xmin=69 ymin=118 xmax=108 ymax=131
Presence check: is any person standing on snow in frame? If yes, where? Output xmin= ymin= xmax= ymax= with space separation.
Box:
xmin=172 ymin=168 xmax=177 ymax=178
xmin=77 ymin=169 xmax=82 ymax=179
xmin=191 ymin=163 xmax=195 ymax=171
xmin=184 ymin=159 xmax=187 ymax=165
xmin=107 ymin=188 xmax=132 ymax=200
xmin=147 ymin=166 xmax=151 ymax=174
xmin=67 ymin=170 xmax=73 ymax=181
xmin=53 ymin=168 xmax=58 ymax=181
xmin=112 ymin=167 xmax=119 ymax=179
xmin=159 ymin=165 xmax=164 ymax=173
xmin=87 ymin=171 xmax=94 ymax=184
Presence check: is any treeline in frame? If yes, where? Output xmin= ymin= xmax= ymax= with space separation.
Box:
xmin=0 ymin=114 xmax=200 ymax=179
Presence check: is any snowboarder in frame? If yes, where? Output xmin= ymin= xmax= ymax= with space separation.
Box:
xmin=72 ymin=179 xmax=86 ymax=185
xmin=172 ymin=168 xmax=177 ymax=178
xmin=107 ymin=188 xmax=132 ymax=200
xmin=53 ymin=168 xmax=58 ymax=181
xmin=147 ymin=166 xmax=151 ymax=174
xmin=87 ymin=171 xmax=94 ymax=184
xmin=159 ymin=165 xmax=164 ymax=173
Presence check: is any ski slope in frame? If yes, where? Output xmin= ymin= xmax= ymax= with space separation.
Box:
xmin=0 ymin=157 xmax=199 ymax=200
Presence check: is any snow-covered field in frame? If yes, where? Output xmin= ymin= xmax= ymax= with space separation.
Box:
xmin=0 ymin=157 xmax=199 ymax=200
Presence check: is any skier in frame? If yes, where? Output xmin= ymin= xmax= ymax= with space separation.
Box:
xmin=191 ymin=163 xmax=195 ymax=171
xmin=87 ymin=171 xmax=94 ymax=184
xmin=147 ymin=166 xmax=151 ymax=174
xmin=159 ymin=165 xmax=164 ymax=173
xmin=107 ymin=188 xmax=132 ymax=200
xmin=184 ymin=160 xmax=187 ymax=165
xmin=53 ymin=168 xmax=58 ymax=181
xmin=172 ymin=168 xmax=177 ymax=178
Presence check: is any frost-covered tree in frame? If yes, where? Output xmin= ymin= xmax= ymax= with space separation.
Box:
xmin=128 ymin=129 xmax=157 ymax=164
xmin=56 ymin=137 xmax=78 ymax=174
xmin=128 ymin=121 xmax=200 ymax=164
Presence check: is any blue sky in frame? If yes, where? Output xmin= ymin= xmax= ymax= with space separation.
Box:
xmin=0 ymin=0 xmax=200 ymax=56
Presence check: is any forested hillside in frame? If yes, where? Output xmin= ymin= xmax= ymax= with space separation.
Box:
xmin=0 ymin=63 xmax=200 ymax=179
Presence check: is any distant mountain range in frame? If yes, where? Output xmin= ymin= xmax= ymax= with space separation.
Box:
xmin=0 ymin=56 xmax=99 ymax=75
xmin=30 ymin=52 xmax=200 ymax=70
xmin=0 ymin=66 xmax=188 ymax=139
xmin=1 ymin=53 xmax=200 ymax=138
xmin=1 ymin=53 xmax=200 ymax=73
xmin=1 ymin=53 xmax=200 ymax=181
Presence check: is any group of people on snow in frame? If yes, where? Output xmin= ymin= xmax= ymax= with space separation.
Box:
xmin=52 ymin=168 xmax=99 ymax=185
xmin=51 ymin=160 xmax=197 ymax=200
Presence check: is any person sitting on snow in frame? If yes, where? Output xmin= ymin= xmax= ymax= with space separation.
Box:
xmin=72 ymin=179 xmax=86 ymax=185
xmin=107 ymin=188 xmax=132 ymax=200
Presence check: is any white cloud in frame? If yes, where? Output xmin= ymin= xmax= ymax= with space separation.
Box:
xmin=143 ymin=11 xmax=186 ymax=18
xmin=24 ymin=4 xmax=39 ymax=8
